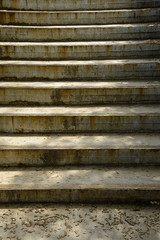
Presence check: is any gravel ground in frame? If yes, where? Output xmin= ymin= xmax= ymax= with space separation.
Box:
xmin=0 ymin=203 xmax=159 ymax=240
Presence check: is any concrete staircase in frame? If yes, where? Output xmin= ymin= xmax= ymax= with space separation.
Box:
xmin=0 ymin=0 xmax=160 ymax=204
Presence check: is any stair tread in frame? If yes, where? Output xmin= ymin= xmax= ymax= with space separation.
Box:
xmin=1 ymin=59 xmax=160 ymax=65
xmin=0 ymin=81 xmax=160 ymax=89
xmin=0 ymin=134 xmax=159 ymax=149
xmin=1 ymin=39 xmax=160 ymax=46
xmin=1 ymin=23 xmax=160 ymax=27
xmin=1 ymin=8 xmax=159 ymax=13
xmin=0 ymin=166 xmax=159 ymax=188
xmin=0 ymin=105 xmax=160 ymax=116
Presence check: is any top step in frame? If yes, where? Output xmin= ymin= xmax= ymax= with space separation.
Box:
xmin=1 ymin=0 xmax=160 ymax=11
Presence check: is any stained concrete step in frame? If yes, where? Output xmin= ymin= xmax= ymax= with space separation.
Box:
xmin=1 ymin=0 xmax=160 ymax=11
xmin=1 ymin=9 xmax=160 ymax=25
xmin=0 ymin=105 xmax=160 ymax=133
xmin=0 ymin=166 xmax=159 ymax=203
xmin=1 ymin=59 xmax=160 ymax=81
xmin=1 ymin=81 xmax=160 ymax=105
xmin=0 ymin=134 xmax=159 ymax=166
xmin=0 ymin=23 xmax=159 ymax=42
xmin=1 ymin=40 xmax=160 ymax=60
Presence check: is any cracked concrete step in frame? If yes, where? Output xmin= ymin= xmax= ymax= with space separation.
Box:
xmin=0 ymin=166 xmax=159 ymax=203
xmin=1 ymin=0 xmax=160 ymax=11
xmin=0 ymin=23 xmax=159 ymax=42
xmin=1 ymin=59 xmax=160 ymax=81
xmin=1 ymin=81 xmax=160 ymax=105
xmin=1 ymin=40 xmax=160 ymax=60
xmin=1 ymin=9 xmax=160 ymax=25
xmin=0 ymin=134 xmax=159 ymax=166
xmin=0 ymin=105 xmax=160 ymax=133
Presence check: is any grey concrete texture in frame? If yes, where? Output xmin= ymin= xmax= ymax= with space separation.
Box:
xmin=0 ymin=8 xmax=160 ymax=25
xmin=0 ymin=203 xmax=159 ymax=240
xmin=0 ymin=166 xmax=160 ymax=203
xmin=1 ymin=59 xmax=160 ymax=81
xmin=1 ymin=40 xmax=160 ymax=60
xmin=0 ymin=166 xmax=160 ymax=186
xmin=0 ymin=134 xmax=159 ymax=149
xmin=0 ymin=134 xmax=159 ymax=166
xmin=0 ymin=81 xmax=160 ymax=105
xmin=1 ymin=23 xmax=160 ymax=41
xmin=0 ymin=105 xmax=160 ymax=133
xmin=1 ymin=0 xmax=160 ymax=10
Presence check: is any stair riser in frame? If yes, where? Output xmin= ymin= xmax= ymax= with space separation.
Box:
xmin=0 ymin=149 xmax=159 ymax=166
xmin=1 ymin=25 xmax=159 ymax=42
xmin=0 ymin=116 xmax=159 ymax=133
xmin=1 ymin=62 xmax=160 ymax=81
xmin=1 ymin=9 xmax=160 ymax=25
xmin=0 ymin=187 xmax=159 ymax=203
xmin=1 ymin=0 xmax=160 ymax=10
xmin=1 ymin=42 xmax=160 ymax=60
xmin=0 ymin=62 xmax=160 ymax=81
xmin=1 ymin=87 xmax=160 ymax=105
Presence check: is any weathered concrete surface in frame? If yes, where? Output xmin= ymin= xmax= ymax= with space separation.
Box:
xmin=1 ymin=0 xmax=160 ymax=10
xmin=1 ymin=40 xmax=160 ymax=60
xmin=0 ymin=105 xmax=160 ymax=133
xmin=1 ymin=59 xmax=160 ymax=80
xmin=1 ymin=184 xmax=159 ymax=203
xmin=0 ymin=166 xmax=160 ymax=185
xmin=0 ymin=134 xmax=159 ymax=149
xmin=0 ymin=134 xmax=159 ymax=166
xmin=1 ymin=105 xmax=160 ymax=115
xmin=0 ymin=23 xmax=160 ymax=42
xmin=0 ymin=0 xmax=160 ymax=209
xmin=0 ymin=166 xmax=160 ymax=203
xmin=1 ymin=81 xmax=160 ymax=105
xmin=1 ymin=8 xmax=160 ymax=25
xmin=0 ymin=203 xmax=159 ymax=240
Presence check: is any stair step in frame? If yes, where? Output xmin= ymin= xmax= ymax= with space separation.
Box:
xmin=0 ymin=105 xmax=160 ymax=133
xmin=1 ymin=59 xmax=160 ymax=81
xmin=1 ymin=0 xmax=160 ymax=11
xmin=1 ymin=81 xmax=160 ymax=105
xmin=1 ymin=40 xmax=160 ymax=60
xmin=1 ymin=0 xmax=160 ymax=208
xmin=1 ymin=23 xmax=159 ymax=42
xmin=0 ymin=134 xmax=159 ymax=166
xmin=1 ymin=8 xmax=159 ymax=25
xmin=0 ymin=166 xmax=159 ymax=203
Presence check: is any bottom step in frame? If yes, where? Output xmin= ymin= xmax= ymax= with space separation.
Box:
xmin=0 ymin=166 xmax=160 ymax=203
